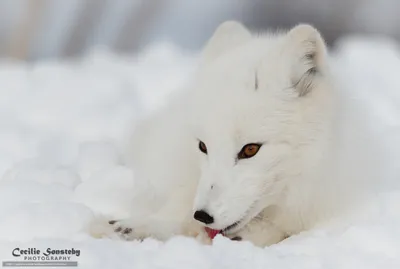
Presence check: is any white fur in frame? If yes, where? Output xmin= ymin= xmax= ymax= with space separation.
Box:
xmin=92 ymin=21 xmax=386 ymax=247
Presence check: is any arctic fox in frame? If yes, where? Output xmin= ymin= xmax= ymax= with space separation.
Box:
xmin=92 ymin=21 xmax=384 ymax=247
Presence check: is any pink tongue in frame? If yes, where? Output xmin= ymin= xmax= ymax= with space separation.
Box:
xmin=205 ymin=227 xmax=221 ymax=239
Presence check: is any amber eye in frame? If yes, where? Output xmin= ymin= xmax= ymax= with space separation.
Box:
xmin=238 ymin=143 xmax=262 ymax=159
xmin=199 ymin=141 xmax=208 ymax=154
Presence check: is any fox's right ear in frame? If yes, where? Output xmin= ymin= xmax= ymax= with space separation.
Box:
xmin=201 ymin=21 xmax=251 ymax=64
xmin=285 ymin=24 xmax=328 ymax=97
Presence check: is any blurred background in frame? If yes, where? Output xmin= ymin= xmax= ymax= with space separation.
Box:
xmin=0 ymin=0 xmax=399 ymax=61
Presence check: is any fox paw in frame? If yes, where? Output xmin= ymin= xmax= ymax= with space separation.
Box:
xmin=108 ymin=219 xmax=142 ymax=241
xmin=229 ymin=235 xmax=243 ymax=241
xmin=222 ymin=232 xmax=243 ymax=242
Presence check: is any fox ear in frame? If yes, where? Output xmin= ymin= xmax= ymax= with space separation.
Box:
xmin=286 ymin=24 xmax=328 ymax=96
xmin=201 ymin=21 xmax=251 ymax=64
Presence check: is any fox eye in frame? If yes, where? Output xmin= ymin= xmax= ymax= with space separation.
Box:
xmin=238 ymin=143 xmax=261 ymax=159
xmin=199 ymin=141 xmax=208 ymax=154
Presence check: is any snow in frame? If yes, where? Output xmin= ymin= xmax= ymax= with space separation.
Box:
xmin=0 ymin=38 xmax=400 ymax=268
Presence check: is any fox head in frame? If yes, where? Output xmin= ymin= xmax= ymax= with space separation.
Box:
xmin=185 ymin=21 xmax=334 ymax=233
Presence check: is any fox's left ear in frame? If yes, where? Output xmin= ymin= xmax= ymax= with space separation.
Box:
xmin=201 ymin=21 xmax=252 ymax=64
xmin=285 ymin=24 xmax=328 ymax=96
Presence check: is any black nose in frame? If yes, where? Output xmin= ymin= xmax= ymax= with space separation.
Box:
xmin=194 ymin=210 xmax=214 ymax=224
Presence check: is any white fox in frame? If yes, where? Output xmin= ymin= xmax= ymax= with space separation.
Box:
xmin=92 ymin=21 xmax=385 ymax=247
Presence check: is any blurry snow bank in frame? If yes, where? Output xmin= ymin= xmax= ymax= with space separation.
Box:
xmin=0 ymin=37 xmax=399 ymax=268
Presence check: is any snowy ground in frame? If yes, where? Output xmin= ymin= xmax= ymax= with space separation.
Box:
xmin=0 ymin=37 xmax=400 ymax=268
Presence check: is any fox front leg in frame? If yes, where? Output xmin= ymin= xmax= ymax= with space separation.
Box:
xmin=225 ymin=219 xmax=287 ymax=247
